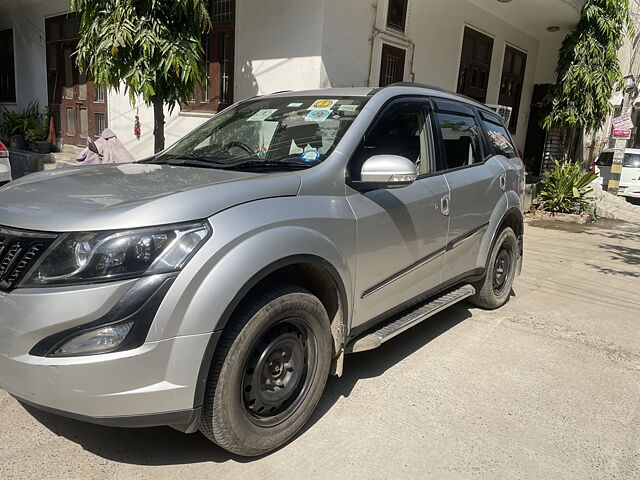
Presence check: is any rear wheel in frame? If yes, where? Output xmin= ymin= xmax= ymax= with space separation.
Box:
xmin=470 ymin=227 xmax=518 ymax=309
xmin=199 ymin=285 xmax=332 ymax=456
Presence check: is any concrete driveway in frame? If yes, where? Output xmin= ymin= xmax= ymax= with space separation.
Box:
xmin=1 ymin=219 xmax=639 ymax=479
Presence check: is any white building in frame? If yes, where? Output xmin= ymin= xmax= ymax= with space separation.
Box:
xmin=0 ymin=0 xmax=583 ymax=162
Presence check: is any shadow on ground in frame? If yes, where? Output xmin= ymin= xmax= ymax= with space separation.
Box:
xmin=22 ymin=303 xmax=473 ymax=466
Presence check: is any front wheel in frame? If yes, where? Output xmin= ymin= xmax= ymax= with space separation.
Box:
xmin=469 ymin=227 xmax=518 ymax=309
xmin=199 ymin=285 xmax=332 ymax=456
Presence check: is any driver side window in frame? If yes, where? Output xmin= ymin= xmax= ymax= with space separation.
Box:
xmin=350 ymin=100 xmax=434 ymax=180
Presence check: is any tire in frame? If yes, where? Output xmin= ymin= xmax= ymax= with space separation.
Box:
xmin=199 ymin=284 xmax=332 ymax=456
xmin=469 ymin=227 xmax=518 ymax=310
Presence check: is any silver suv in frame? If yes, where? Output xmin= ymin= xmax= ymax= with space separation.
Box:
xmin=0 ymin=84 xmax=524 ymax=456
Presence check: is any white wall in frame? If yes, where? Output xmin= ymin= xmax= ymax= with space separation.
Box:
xmin=235 ymin=0 xmax=325 ymax=97
xmin=534 ymin=36 xmax=565 ymax=84
xmin=0 ymin=0 xmax=68 ymax=113
xmin=320 ymin=0 xmax=376 ymax=88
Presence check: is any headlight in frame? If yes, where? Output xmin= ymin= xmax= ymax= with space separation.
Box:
xmin=22 ymin=222 xmax=210 ymax=287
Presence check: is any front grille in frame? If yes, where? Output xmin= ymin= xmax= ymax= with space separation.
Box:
xmin=0 ymin=227 xmax=57 ymax=292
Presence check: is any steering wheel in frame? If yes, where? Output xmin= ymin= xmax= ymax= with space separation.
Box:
xmin=223 ymin=140 xmax=255 ymax=156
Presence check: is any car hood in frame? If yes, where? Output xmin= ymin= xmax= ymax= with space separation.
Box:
xmin=0 ymin=163 xmax=301 ymax=232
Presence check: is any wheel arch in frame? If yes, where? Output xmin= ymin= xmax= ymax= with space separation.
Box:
xmin=484 ymin=206 xmax=524 ymax=270
xmin=193 ymin=254 xmax=349 ymax=410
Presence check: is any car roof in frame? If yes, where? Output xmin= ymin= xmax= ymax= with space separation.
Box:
xmin=262 ymin=84 xmax=497 ymax=115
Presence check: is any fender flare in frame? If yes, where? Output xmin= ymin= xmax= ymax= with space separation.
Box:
xmin=483 ymin=206 xmax=524 ymax=271
xmin=192 ymin=254 xmax=349 ymax=409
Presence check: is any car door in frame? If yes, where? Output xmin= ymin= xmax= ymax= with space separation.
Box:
xmin=432 ymin=99 xmax=506 ymax=283
xmin=619 ymin=152 xmax=640 ymax=195
xmin=346 ymin=98 xmax=450 ymax=329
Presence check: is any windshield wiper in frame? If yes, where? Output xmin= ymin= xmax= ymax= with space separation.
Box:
xmin=219 ymin=159 xmax=315 ymax=170
xmin=149 ymin=155 xmax=229 ymax=168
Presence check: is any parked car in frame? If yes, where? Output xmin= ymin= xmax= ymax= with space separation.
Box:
xmin=590 ymin=148 xmax=640 ymax=199
xmin=0 ymin=84 xmax=524 ymax=456
xmin=0 ymin=140 xmax=11 ymax=186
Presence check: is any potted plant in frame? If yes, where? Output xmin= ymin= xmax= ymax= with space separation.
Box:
xmin=26 ymin=126 xmax=51 ymax=154
xmin=0 ymin=102 xmax=41 ymax=150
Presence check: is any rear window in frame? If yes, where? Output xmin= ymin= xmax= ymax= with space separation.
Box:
xmin=597 ymin=152 xmax=613 ymax=166
xmin=597 ymin=152 xmax=640 ymax=167
xmin=482 ymin=119 xmax=517 ymax=159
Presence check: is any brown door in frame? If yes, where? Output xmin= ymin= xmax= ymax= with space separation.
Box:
xmin=498 ymin=46 xmax=527 ymax=133
xmin=379 ymin=44 xmax=406 ymax=87
xmin=46 ymin=15 xmax=108 ymax=147
xmin=457 ymin=27 xmax=494 ymax=103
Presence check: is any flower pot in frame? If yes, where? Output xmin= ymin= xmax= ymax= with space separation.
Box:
xmin=34 ymin=140 xmax=52 ymax=154
xmin=9 ymin=134 xmax=28 ymax=150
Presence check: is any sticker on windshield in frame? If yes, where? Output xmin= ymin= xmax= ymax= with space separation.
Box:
xmin=308 ymin=99 xmax=338 ymax=110
xmin=287 ymin=102 xmax=303 ymax=108
xmin=338 ymin=104 xmax=358 ymax=112
xmin=300 ymin=149 xmax=321 ymax=162
xmin=247 ymin=109 xmax=278 ymax=122
xmin=305 ymin=109 xmax=332 ymax=122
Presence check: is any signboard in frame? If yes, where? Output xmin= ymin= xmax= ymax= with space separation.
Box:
xmin=613 ymin=129 xmax=632 ymax=139
xmin=613 ymin=113 xmax=634 ymax=130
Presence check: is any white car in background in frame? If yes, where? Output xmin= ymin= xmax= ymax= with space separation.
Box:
xmin=0 ymin=141 xmax=11 ymax=186
xmin=591 ymin=148 xmax=640 ymax=199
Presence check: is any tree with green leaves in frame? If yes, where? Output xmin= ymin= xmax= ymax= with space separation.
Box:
xmin=542 ymin=0 xmax=634 ymax=132
xmin=70 ymin=0 xmax=211 ymax=153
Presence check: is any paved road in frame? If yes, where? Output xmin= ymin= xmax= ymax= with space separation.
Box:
xmin=1 ymin=220 xmax=639 ymax=479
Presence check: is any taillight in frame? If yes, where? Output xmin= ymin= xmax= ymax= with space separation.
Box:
xmin=588 ymin=162 xmax=596 ymax=174
xmin=517 ymin=155 xmax=524 ymax=169
xmin=0 ymin=142 xmax=8 ymax=159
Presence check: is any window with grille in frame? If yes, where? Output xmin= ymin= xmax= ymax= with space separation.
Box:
xmin=0 ymin=29 xmax=16 ymax=103
xmin=379 ymin=44 xmax=406 ymax=87
xmin=456 ymin=27 xmax=494 ymax=103
xmin=212 ymin=0 xmax=234 ymax=22
xmin=183 ymin=0 xmax=235 ymax=113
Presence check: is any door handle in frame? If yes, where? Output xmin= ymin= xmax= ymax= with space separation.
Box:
xmin=500 ymin=174 xmax=506 ymax=191
xmin=440 ymin=194 xmax=450 ymax=216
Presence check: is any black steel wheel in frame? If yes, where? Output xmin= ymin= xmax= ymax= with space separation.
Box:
xmin=200 ymin=284 xmax=332 ymax=456
xmin=470 ymin=227 xmax=518 ymax=309
xmin=492 ymin=247 xmax=512 ymax=296
xmin=242 ymin=317 xmax=317 ymax=427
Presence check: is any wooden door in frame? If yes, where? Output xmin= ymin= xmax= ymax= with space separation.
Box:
xmin=498 ymin=46 xmax=527 ymax=133
xmin=457 ymin=27 xmax=494 ymax=103
xmin=46 ymin=14 xmax=108 ymax=147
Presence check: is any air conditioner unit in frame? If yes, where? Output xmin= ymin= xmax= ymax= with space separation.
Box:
xmin=486 ymin=104 xmax=513 ymax=125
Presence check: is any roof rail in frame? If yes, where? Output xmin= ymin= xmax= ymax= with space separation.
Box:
xmin=386 ymin=82 xmax=449 ymax=93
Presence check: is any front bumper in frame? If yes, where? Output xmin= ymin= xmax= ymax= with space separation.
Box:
xmin=0 ymin=277 xmax=212 ymax=423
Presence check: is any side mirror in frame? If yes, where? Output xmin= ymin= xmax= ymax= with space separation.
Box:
xmin=352 ymin=155 xmax=417 ymax=191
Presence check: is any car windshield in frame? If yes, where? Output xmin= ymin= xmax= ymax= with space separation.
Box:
xmin=150 ymin=96 xmax=369 ymax=171
xmin=597 ymin=152 xmax=640 ymax=168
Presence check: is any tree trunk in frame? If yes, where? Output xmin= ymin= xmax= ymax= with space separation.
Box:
xmin=152 ymin=97 xmax=165 ymax=154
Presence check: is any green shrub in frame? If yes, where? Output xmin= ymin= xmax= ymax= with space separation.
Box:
xmin=538 ymin=159 xmax=598 ymax=214
xmin=0 ymin=102 xmax=41 ymax=137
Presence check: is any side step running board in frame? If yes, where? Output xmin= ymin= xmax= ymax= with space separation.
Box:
xmin=346 ymin=284 xmax=476 ymax=353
